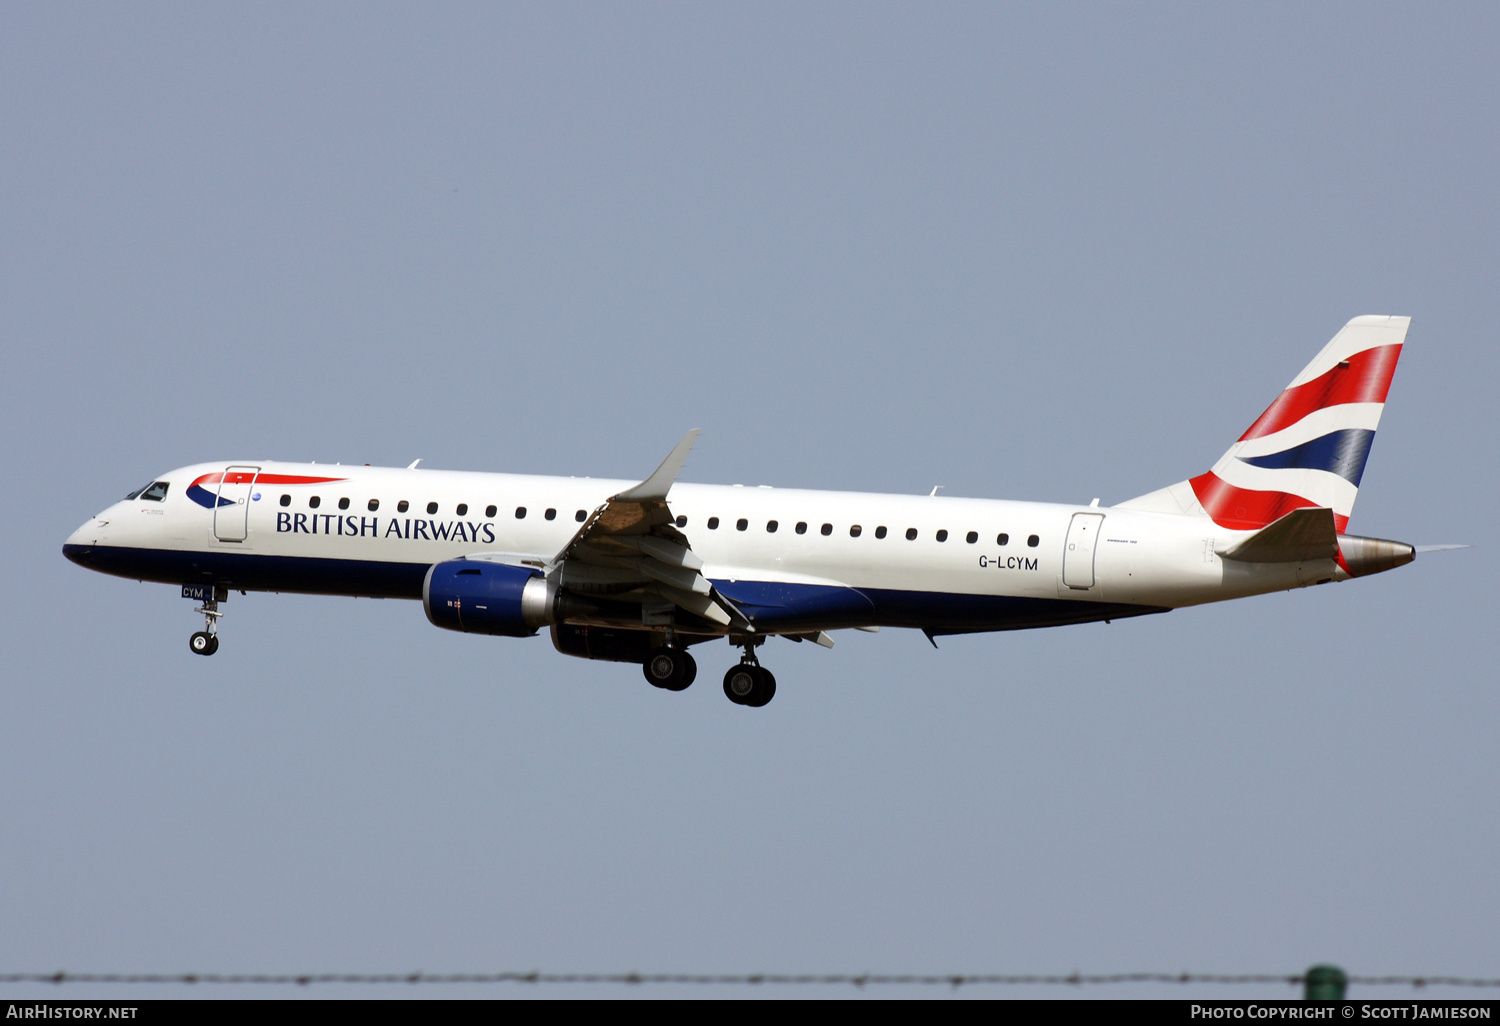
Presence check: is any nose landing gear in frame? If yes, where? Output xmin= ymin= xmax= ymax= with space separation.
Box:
xmin=188 ymin=591 xmax=223 ymax=656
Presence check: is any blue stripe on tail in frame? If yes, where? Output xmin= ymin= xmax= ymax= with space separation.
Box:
xmin=1238 ymin=428 xmax=1375 ymax=486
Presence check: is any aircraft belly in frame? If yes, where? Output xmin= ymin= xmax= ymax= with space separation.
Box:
xmin=61 ymin=544 xmax=430 ymax=598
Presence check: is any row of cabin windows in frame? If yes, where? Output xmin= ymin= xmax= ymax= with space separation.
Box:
xmin=272 ymin=494 xmax=1040 ymax=548
xmin=676 ymin=514 xmax=1038 ymax=547
xmin=278 ymin=493 xmax=588 ymax=523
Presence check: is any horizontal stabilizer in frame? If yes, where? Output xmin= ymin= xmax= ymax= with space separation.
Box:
xmin=1219 ymin=507 xmax=1338 ymax=563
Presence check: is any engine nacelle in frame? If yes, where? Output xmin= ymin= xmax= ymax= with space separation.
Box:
xmin=423 ymin=559 xmax=555 ymax=637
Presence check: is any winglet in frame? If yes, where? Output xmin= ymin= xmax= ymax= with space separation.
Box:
xmin=613 ymin=429 xmax=700 ymax=502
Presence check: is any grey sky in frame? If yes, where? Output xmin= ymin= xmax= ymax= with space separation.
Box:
xmin=2 ymin=2 xmax=1495 ymax=999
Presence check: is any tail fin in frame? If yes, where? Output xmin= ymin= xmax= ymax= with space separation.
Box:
xmin=1119 ymin=315 xmax=1409 ymax=532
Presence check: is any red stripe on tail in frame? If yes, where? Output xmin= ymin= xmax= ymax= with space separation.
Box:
xmin=1238 ymin=344 xmax=1402 ymax=441
xmin=1189 ymin=472 xmax=1349 ymax=533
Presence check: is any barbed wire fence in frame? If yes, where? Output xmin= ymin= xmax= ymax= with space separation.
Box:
xmin=3 ymin=971 xmax=1498 ymax=989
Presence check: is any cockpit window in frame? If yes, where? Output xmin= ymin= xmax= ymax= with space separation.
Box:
xmin=124 ymin=481 xmax=154 ymax=500
xmin=139 ymin=481 xmax=169 ymax=502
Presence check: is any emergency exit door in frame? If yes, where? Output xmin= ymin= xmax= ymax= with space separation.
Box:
xmin=213 ymin=466 xmax=261 ymax=542
xmin=1062 ymin=512 xmax=1105 ymax=589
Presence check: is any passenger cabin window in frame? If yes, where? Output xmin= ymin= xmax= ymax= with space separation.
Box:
xmin=456 ymin=503 xmax=468 ymax=516
xmin=936 ymin=529 xmax=948 ymax=542
xmin=575 ymin=510 xmax=587 ymax=522
xmin=905 ymin=527 xmax=918 ymax=540
xmin=767 ymin=520 xmax=778 ymax=533
xmin=966 ymin=531 xmax=977 ymax=543
xmin=426 ymin=502 xmax=438 ymax=514
xmin=796 ymin=522 xmax=808 ymax=534
xmin=140 ymin=482 xmax=169 ymax=502
xmin=708 ymin=517 xmax=720 ymax=530
xmin=849 ymin=525 xmax=862 ymax=537
xmin=1028 ymin=534 xmax=1040 ymax=547
xmin=338 ymin=497 xmax=350 ymax=510
xmin=310 ymin=496 xmax=322 ymax=509
xmin=820 ymin=523 xmax=832 ymax=536
xmin=279 ymin=494 xmax=291 ymax=507
xmin=875 ymin=526 xmax=887 ymax=539
xmin=545 ymin=508 xmax=557 ymax=521
xmin=736 ymin=518 xmax=748 ymax=531
xmin=485 ymin=505 xmax=497 ymax=518
xmin=676 ymin=515 xmax=688 ymax=527
xmin=368 ymin=499 xmax=379 ymax=511
xmin=515 ymin=507 xmax=527 ymax=519
xmin=997 ymin=533 xmax=1009 ymax=546
xmin=397 ymin=500 xmax=409 ymax=513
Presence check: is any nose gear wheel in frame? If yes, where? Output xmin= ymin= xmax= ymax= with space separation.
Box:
xmin=189 ymin=591 xmax=223 ymax=656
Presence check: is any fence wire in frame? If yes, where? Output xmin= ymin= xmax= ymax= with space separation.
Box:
xmin=3 ymin=971 xmax=1498 ymax=989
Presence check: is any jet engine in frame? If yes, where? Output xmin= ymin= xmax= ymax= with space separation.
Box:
xmin=423 ymin=559 xmax=556 ymax=637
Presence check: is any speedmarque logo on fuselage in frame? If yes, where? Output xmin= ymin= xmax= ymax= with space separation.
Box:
xmin=187 ymin=472 xmax=347 ymax=509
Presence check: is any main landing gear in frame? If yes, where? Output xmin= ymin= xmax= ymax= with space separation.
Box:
xmin=639 ymin=634 xmax=778 ymax=707
xmin=642 ymin=644 xmax=697 ymax=691
xmin=723 ymin=638 xmax=776 ymax=708
xmin=189 ymin=593 xmax=222 ymax=657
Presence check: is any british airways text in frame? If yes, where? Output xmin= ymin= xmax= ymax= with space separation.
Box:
xmin=276 ymin=513 xmax=497 ymax=544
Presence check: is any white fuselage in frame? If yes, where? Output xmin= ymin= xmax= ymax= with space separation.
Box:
xmin=64 ymin=460 xmax=1346 ymax=637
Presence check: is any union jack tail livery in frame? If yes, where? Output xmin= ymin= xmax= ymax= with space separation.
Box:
xmin=1121 ymin=315 xmax=1409 ymax=534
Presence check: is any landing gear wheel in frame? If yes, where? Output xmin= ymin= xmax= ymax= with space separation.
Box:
xmin=205 ymin=635 xmax=220 ymax=656
xmin=746 ymin=667 xmax=776 ymax=707
xmin=643 ymin=648 xmax=695 ymax=691
xmin=723 ymin=664 xmax=775 ymax=706
xmin=724 ymin=664 xmax=757 ymax=704
xmin=190 ymin=631 xmax=216 ymax=656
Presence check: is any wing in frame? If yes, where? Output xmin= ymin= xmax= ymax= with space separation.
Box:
xmin=549 ymin=430 xmax=748 ymax=631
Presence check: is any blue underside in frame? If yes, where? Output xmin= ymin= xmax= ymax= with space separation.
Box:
xmin=63 ymin=544 xmax=1167 ymax=635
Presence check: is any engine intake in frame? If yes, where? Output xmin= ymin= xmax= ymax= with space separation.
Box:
xmin=423 ymin=559 xmax=555 ymax=637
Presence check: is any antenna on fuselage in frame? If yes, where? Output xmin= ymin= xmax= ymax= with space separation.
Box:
xmin=408 ymin=459 xmax=422 ymax=469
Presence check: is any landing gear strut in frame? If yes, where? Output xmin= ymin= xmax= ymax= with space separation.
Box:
xmin=723 ymin=637 xmax=775 ymax=707
xmin=189 ymin=593 xmax=222 ymax=656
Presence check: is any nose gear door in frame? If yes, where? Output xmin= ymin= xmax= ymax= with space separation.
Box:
xmin=213 ymin=466 xmax=261 ymax=542
xmin=1062 ymin=512 xmax=1105 ymax=590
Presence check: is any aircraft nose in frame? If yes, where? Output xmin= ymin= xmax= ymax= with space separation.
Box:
xmin=63 ymin=518 xmax=104 ymax=566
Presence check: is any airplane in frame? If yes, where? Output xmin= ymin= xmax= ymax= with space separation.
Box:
xmin=65 ymin=315 xmax=1425 ymax=708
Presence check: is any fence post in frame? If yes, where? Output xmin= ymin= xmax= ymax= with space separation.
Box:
xmin=1305 ymin=964 xmax=1347 ymax=1000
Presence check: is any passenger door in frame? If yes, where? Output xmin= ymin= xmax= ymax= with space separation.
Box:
xmin=1062 ymin=512 xmax=1105 ymax=590
xmin=213 ymin=466 xmax=261 ymax=542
